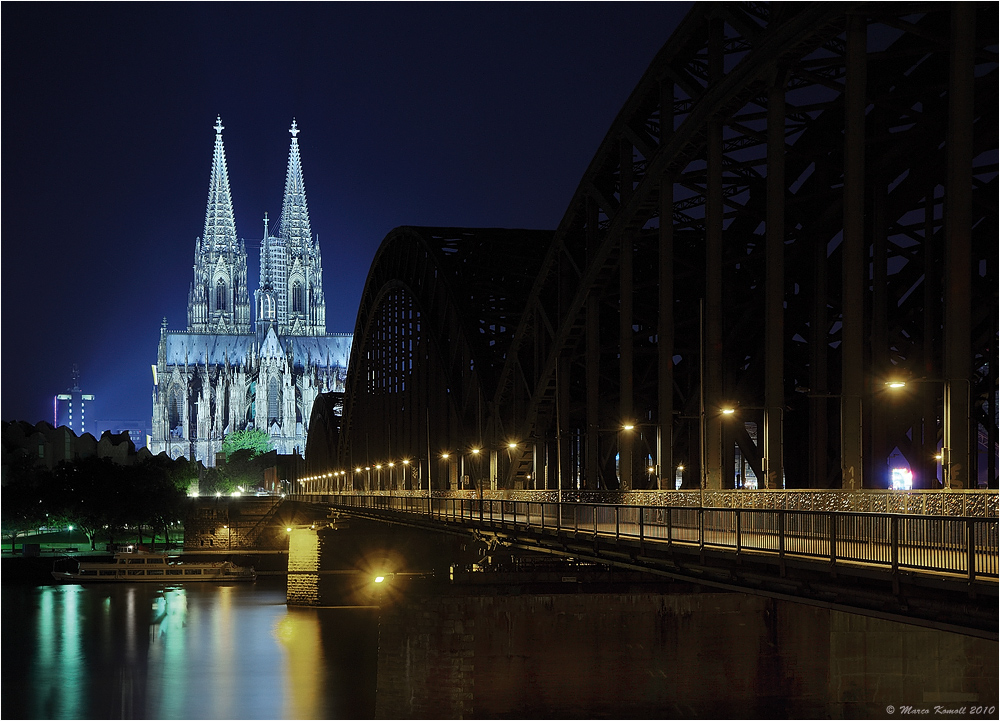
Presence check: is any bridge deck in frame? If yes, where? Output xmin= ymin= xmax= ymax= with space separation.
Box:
xmin=294 ymin=493 xmax=999 ymax=639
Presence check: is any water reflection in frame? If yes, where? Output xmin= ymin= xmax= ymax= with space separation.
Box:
xmin=274 ymin=610 xmax=323 ymax=719
xmin=2 ymin=581 xmax=377 ymax=720
xmin=34 ymin=585 xmax=85 ymax=718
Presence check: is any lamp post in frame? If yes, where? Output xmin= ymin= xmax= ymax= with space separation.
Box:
xmin=470 ymin=448 xmax=482 ymax=498
xmin=506 ymin=442 xmax=518 ymax=492
xmin=884 ymin=378 xmax=965 ymax=489
xmin=619 ymin=422 xmax=662 ymax=490
xmin=441 ymin=452 xmax=451 ymax=491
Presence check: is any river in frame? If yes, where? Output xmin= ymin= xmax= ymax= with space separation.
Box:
xmin=2 ymin=579 xmax=377 ymax=720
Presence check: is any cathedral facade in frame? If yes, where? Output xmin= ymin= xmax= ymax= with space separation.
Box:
xmin=150 ymin=118 xmax=351 ymax=466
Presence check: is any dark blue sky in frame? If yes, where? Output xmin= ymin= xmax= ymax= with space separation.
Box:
xmin=2 ymin=2 xmax=690 ymax=431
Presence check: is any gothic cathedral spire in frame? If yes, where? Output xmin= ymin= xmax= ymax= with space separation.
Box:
xmin=276 ymin=119 xmax=325 ymax=335
xmin=188 ymin=116 xmax=251 ymax=334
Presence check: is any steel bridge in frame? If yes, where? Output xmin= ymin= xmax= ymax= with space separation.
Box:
xmin=309 ymin=2 xmax=997 ymax=495
xmin=297 ymin=2 xmax=998 ymax=635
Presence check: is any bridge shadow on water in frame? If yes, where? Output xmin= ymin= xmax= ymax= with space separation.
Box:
xmin=286 ymin=517 xmax=998 ymax=720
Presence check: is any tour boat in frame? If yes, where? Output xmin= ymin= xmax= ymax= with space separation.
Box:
xmin=51 ymin=549 xmax=256 ymax=583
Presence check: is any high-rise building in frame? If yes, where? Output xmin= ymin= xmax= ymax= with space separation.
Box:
xmin=150 ymin=118 xmax=352 ymax=465
xmin=54 ymin=366 xmax=96 ymax=436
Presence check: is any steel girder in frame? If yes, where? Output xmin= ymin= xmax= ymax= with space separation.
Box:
xmin=486 ymin=2 xmax=997 ymax=491
xmin=332 ymin=2 xmax=997 ymax=493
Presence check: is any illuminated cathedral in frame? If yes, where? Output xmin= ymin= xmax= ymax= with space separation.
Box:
xmin=150 ymin=118 xmax=351 ymax=465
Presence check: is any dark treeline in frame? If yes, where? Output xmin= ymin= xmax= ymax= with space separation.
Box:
xmin=2 ymin=454 xmax=197 ymax=549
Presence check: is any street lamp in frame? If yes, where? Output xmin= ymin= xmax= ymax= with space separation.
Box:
xmin=620 ymin=422 xmax=668 ymax=489
xmin=883 ymin=378 xmax=960 ymax=489
xmin=469 ymin=448 xmax=482 ymax=497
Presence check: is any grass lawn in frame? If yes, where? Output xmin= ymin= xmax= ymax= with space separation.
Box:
xmin=2 ymin=528 xmax=184 ymax=552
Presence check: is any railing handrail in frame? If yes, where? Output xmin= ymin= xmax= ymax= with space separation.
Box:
xmin=302 ymin=491 xmax=999 ymax=524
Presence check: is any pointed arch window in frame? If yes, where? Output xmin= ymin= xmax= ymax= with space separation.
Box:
xmin=216 ymin=279 xmax=228 ymax=311
xmin=291 ymin=281 xmax=304 ymax=313
xmin=169 ymin=387 xmax=183 ymax=433
xmin=268 ymin=377 xmax=280 ymax=424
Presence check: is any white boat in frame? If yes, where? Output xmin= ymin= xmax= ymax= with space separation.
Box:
xmin=51 ymin=550 xmax=256 ymax=583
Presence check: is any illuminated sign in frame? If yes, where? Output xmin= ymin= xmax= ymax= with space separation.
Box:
xmin=890 ymin=467 xmax=913 ymax=490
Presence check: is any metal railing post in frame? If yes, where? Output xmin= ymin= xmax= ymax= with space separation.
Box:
xmin=667 ymin=507 xmax=673 ymax=547
xmin=698 ymin=507 xmax=705 ymax=551
xmin=890 ymin=515 xmax=899 ymax=575
xmin=778 ymin=510 xmax=785 ymax=576
xmin=615 ymin=506 xmax=620 ymax=541
xmin=639 ymin=507 xmax=644 ymax=554
xmin=828 ymin=512 xmax=836 ymax=568
xmin=967 ymin=518 xmax=976 ymax=583
xmin=736 ymin=510 xmax=742 ymax=555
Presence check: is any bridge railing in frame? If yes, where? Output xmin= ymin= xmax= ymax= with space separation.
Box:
xmin=321 ymin=495 xmax=999 ymax=582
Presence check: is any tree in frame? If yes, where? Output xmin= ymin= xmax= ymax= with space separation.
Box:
xmin=1 ymin=454 xmax=49 ymax=547
xmin=222 ymin=429 xmax=273 ymax=460
xmin=49 ymin=456 xmax=122 ymax=550
xmin=219 ymin=448 xmax=266 ymax=491
xmin=200 ymin=466 xmax=237 ymax=497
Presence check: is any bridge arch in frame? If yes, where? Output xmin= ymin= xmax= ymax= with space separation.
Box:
xmin=338 ymin=227 xmax=551 ymax=489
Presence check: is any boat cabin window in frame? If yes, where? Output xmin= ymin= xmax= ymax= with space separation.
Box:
xmin=146 ymin=569 xmax=164 ymax=575
xmin=167 ymin=569 xmax=183 ymax=575
xmin=183 ymin=569 xmax=202 ymax=575
xmin=100 ymin=570 xmax=116 ymax=576
xmin=127 ymin=570 xmax=144 ymax=576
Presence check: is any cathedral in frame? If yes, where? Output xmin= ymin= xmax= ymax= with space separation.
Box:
xmin=150 ymin=118 xmax=352 ymax=466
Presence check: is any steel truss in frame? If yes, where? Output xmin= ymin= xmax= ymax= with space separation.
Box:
xmin=337 ymin=2 xmax=998 ymax=493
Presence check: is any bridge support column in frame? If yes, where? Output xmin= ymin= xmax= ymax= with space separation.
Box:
xmin=765 ymin=68 xmax=786 ymax=490
xmin=919 ymin=186 xmax=940 ymax=489
xmin=870 ymin=180 xmax=889 ymax=488
xmin=841 ymin=13 xmax=866 ymax=490
xmin=619 ymin=138 xmax=635 ymax=491
xmin=586 ymin=198 xmax=601 ymax=490
xmin=704 ymin=16 xmax=725 ymax=490
xmin=943 ymin=2 xmax=975 ymax=489
xmin=658 ymin=171 xmax=674 ymax=491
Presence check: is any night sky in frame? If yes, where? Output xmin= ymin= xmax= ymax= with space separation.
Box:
xmin=2 ymin=2 xmax=691 ymax=433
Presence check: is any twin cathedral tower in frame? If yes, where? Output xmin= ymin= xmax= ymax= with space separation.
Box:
xmin=150 ymin=118 xmax=352 ymax=465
